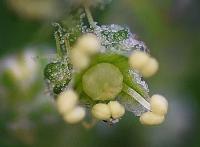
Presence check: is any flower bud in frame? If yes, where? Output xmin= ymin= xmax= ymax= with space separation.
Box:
xmin=63 ymin=106 xmax=86 ymax=124
xmin=108 ymin=101 xmax=125 ymax=119
xmin=129 ymin=51 xmax=149 ymax=71
xmin=92 ymin=103 xmax=111 ymax=120
xmin=141 ymin=57 xmax=159 ymax=77
xmin=76 ymin=34 xmax=100 ymax=55
xmin=150 ymin=94 xmax=168 ymax=115
xmin=70 ymin=49 xmax=90 ymax=70
xmin=140 ymin=112 xmax=165 ymax=125
xmin=56 ymin=89 xmax=78 ymax=114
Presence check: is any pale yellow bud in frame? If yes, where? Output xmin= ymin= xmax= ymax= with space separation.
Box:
xmin=140 ymin=112 xmax=165 ymax=125
xmin=63 ymin=106 xmax=86 ymax=124
xmin=129 ymin=51 xmax=150 ymax=71
xmin=70 ymin=49 xmax=90 ymax=70
xmin=76 ymin=34 xmax=100 ymax=55
xmin=141 ymin=57 xmax=159 ymax=77
xmin=108 ymin=101 xmax=125 ymax=119
xmin=150 ymin=94 xmax=168 ymax=115
xmin=92 ymin=103 xmax=111 ymax=120
xmin=56 ymin=89 xmax=78 ymax=114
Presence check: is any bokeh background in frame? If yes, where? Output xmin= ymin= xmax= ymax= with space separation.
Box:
xmin=0 ymin=0 xmax=200 ymax=147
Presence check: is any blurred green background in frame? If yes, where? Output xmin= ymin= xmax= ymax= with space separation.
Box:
xmin=0 ymin=0 xmax=200 ymax=147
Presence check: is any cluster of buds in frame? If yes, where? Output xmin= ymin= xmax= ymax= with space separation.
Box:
xmin=129 ymin=51 xmax=159 ymax=78
xmin=54 ymin=34 xmax=101 ymax=124
xmin=92 ymin=101 xmax=125 ymax=121
xmin=46 ymin=32 xmax=168 ymax=126
xmin=128 ymin=48 xmax=168 ymax=125
xmin=140 ymin=94 xmax=168 ymax=125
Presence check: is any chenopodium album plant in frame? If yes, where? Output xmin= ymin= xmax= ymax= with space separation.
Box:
xmin=44 ymin=6 xmax=168 ymax=126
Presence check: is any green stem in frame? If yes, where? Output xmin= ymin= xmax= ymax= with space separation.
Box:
xmin=64 ymin=38 xmax=71 ymax=55
xmin=122 ymin=83 xmax=151 ymax=111
xmin=84 ymin=5 xmax=96 ymax=28
xmin=55 ymin=34 xmax=62 ymax=58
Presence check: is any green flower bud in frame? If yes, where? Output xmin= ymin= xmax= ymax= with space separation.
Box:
xmin=44 ymin=62 xmax=70 ymax=83
xmin=44 ymin=61 xmax=71 ymax=94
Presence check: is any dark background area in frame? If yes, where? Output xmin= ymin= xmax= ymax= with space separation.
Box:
xmin=0 ymin=0 xmax=200 ymax=147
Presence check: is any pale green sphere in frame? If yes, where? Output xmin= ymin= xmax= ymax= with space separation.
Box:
xmin=82 ymin=63 xmax=123 ymax=101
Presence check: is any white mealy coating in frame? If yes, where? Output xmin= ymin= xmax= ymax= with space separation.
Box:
xmin=150 ymin=94 xmax=168 ymax=115
xmin=129 ymin=51 xmax=150 ymax=71
xmin=92 ymin=103 xmax=111 ymax=120
xmin=108 ymin=101 xmax=125 ymax=119
xmin=56 ymin=89 xmax=78 ymax=114
xmin=63 ymin=106 xmax=86 ymax=124
xmin=140 ymin=112 xmax=165 ymax=125
xmin=141 ymin=57 xmax=159 ymax=78
xmin=76 ymin=34 xmax=100 ymax=55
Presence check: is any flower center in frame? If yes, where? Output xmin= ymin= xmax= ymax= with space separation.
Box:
xmin=82 ymin=63 xmax=123 ymax=101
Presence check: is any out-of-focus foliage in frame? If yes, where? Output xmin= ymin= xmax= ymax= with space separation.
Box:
xmin=0 ymin=0 xmax=200 ymax=147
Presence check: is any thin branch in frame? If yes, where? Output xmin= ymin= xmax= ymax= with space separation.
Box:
xmin=55 ymin=34 xmax=62 ymax=58
xmin=84 ymin=4 xmax=96 ymax=28
xmin=64 ymin=38 xmax=71 ymax=55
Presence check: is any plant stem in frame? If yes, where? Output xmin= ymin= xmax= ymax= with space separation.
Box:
xmin=84 ymin=5 xmax=96 ymax=28
xmin=55 ymin=34 xmax=62 ymax=58
xmin=64 ymin=38 xmax=71 ymax=55
xmin=122 ymin=83 xmax=151 ymax=111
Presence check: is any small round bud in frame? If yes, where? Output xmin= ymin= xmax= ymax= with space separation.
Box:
xmin=56 ymin=89 xmax=78 ymax=114
xmin=92 ymin=103 xmax=111 ymax=120
xmin=129 ymin=51 xmax=150 ymax=71
xmin=76 ymin=34 xmax=100 ymax=55
xmin=140 ymin=112 xmax=165 ymax=125
xmin=63 ymin=106 xmax=86 ymax=124
xmin=108 ymin=101 xmax=125 ymax=119
xmin=150 ymin=94 xmax=168 ymax=115
xmin=141 ymin=57 xmax=159 ymax=77
xmin=70 ymin=49 xmax=90 ymax=70
xmin=82 ymin=63 xmax=123 ymax=101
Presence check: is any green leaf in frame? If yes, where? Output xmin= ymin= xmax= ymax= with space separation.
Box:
xmin=101 ymin=28 xmax=129 ymax=43
xmin=44 ymin=59 xmax=72 ymax=95
xmin=53 ymin=81 xmax=69 ymax=95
